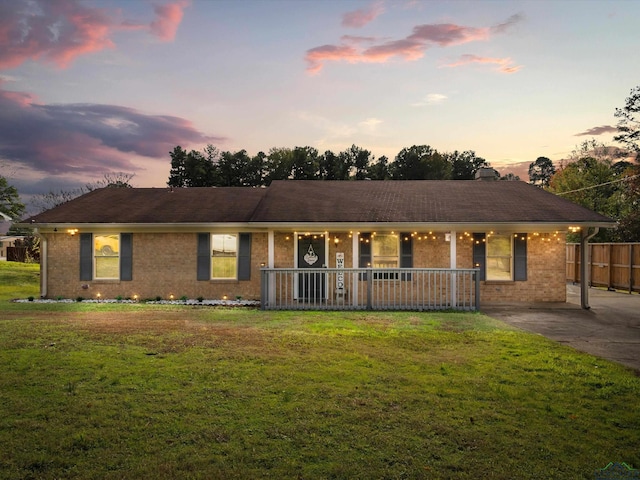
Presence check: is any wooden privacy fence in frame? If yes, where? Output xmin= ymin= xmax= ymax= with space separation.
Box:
xmin=566 ymin=243 xmax=640 ymax=293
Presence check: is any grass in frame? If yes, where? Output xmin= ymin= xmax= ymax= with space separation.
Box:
xmin=0 ymin=262 xmax=639 ymax=479
xmin=0 ymin=261 xmax=40 ymax=301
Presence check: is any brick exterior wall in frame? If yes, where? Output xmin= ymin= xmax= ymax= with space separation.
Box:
xmin=454 ymin=232 xmax=567 ymax=303
xmin=41 ymin=232 xmax=267 ymax=301
xmin=40 ymin=230 xmax=567 ymax=303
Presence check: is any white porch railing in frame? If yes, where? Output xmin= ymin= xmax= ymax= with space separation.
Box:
xmin=260 ymin=268 xmax=480 ymax=311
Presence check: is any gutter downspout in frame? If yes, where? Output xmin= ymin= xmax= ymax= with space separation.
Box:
xmin=34 ymin=229 xmax=47 ymax=298
xmin=580 ymin=227 xmax=599 ymax=309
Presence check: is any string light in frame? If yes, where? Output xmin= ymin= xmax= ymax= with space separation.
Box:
xmin=279 ymin=230 xmax=565 ymax=246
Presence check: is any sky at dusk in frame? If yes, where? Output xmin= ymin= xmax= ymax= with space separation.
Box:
xmin=1 ymin=0 xmax=639 ymax=204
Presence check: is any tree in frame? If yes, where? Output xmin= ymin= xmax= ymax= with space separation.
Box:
xmin=499 ymin=173 xmax=521 ymax=181
xmin=367 ymin=155 xmax=390 ymax=180
xmin=446 ymin=150 xmax=489 ymax=180
xmin=167 ymin=146 xmax=188 ymax=187
xmin=614 ymin=85 xmax=640 ymax=157
xmin=390 ymin=145 xmax=450 ymax=180
xmin=31 ymin=173 xmax=134 ymax=213
xmin=318 ymin=150 xmax=337 ymax=180
xmin=528 ymin=156 xmax=555 ymax=187
xmin=168 ymin=145 xmax=217 ymax=187
xmin=0 ymin=176 xmax=25 ymax=221
xmin=248 ymin=151 xmax=268 ymax=186
xmin=547 ymin=140 xmax=640 ymax=241
xmin=92 ymin=172 xmax=135 ymax=189
xmin=338 ymin=144 xmax=371 ymax=180
xmin=184 ymin=149 xmax=215 ymax=187
xmin=291 ymin=146 xmax=319 ymax=180
xmin=611 ymin=161 xmax=640 ymax=241
xmin=264 ymin=147 xmax=293 ymax=184
xmin=334 ymin=150 xmax=353 ymax=180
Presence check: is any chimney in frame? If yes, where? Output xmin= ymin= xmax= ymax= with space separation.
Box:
xmin=475 ymin=167 xmax=498 ymax=181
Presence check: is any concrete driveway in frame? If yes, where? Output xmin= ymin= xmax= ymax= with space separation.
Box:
xmin=482 ymin=284 xmax=640 ymax=372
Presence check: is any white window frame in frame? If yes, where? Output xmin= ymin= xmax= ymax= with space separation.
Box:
xmin=211 ymin=233 xmax=238 ymax=280
xmin=486 ymin=233 xmax=513 ymax=281
xmin=371 ymin=233 xmax=400 ymax=268
xmin=94 ymin=233 xmax=120 ymax=280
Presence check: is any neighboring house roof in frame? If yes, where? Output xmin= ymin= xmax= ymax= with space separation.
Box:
xmin=22 ymin=181 xmax=616 ymax=230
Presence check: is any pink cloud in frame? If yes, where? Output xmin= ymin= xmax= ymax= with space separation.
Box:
xmin=306 ymin=44 xmax=360 ymax=75
xmin=150 ymin=1 xmax=189 ymax=41
xmin=305 ymin=14 xmax=522 ymax=74
xmin=0 ymin=0 xmax=188 ymax=70
xmin=342 ymin=2 xmax=384 ymax=28
xmin=443 ymin=54 xmax=522 ymax=74
xmin=0 ymin=85 xmax=221 ymax=175
xmin=362 ymin=38 xmax=426 ymax=62
xmin=0 ymin=0 xmax=115 ymax=69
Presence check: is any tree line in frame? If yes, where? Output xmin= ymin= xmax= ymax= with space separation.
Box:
xmin=2 ymin=85 xmax=639 ymax=243
xmin=166 ymin=144 xmax=500 ymax=188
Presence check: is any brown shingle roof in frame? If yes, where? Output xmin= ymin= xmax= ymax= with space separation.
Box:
xmin=25 ymin=187 xmax=267 ymax=224
xmin=23 ymin=181 xmax=615 ymax=226
xmin=250 ymin=180 xmax=614 ymax=224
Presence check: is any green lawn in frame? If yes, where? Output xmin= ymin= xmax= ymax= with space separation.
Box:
xmin=0 ymin=261 xmax=638 ymax=479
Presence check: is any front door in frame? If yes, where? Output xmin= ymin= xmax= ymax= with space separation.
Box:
xmin=297 ymin=235 xmax=326 ymax=301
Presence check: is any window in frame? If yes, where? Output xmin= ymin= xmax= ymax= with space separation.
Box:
xmin=472 ymin=232 xmax=527 ymax=282
xmin=372 ymin=234 xmax=399 ymax=268
xmin=486 ymin=234 xmax=512 ymax=281
xmin=94 ymin=234 xmax=120 ymax=279
xmin=211 ymin=234 xmax=237 ymax=279
xmin=80 ymin=233 xmax=132 ymax=281
xmin=359 ymin=232 xmax=412 ymax=280
xmin=197 ymin=233 xmax=251 ymax=281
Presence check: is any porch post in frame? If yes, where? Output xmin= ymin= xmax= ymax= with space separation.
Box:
xmin=267 ymin=230 xmax=275 ymax=306
xmin=352 ymin=232 xmax=359 ymax=307
xmin=268 ymin=230 xmax=275 ymax=268
xmin=38 ymin=230 xmax=47 ymax=298
xmin=580 ymin=227 xmax=599 ymax=309
xmin=449 ymin=231 xmax=457 ymax=308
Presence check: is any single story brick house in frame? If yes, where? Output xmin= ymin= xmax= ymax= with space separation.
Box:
xmin=22 ymin=179 xmax=615 ymax=310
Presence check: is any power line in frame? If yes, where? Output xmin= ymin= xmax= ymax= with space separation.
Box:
xmin=554 ymin=173 xmax=640 ymax=195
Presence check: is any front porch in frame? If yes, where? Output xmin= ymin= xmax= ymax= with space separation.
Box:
xmin=260 ymin=267 xmax=480 ymax=311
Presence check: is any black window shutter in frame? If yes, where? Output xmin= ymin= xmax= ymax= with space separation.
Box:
xmin=197 ymin=233 xmax=211 ymax=281
xmin=79 ymin=233 xmax=93 ymax=281
xmin=514 ymin=233 xmax=527 ymax=281
xmin=359 ymin=233 xmax=371 ymax=280
xmin=400 ymin=233 xmax=412 ymax=281
xmin=120 ymin=233 xmax=133 ymax=281
xmin=400 ymin=233 xmax=413 ymax=267
xmin=359 ymin=233 xmax=371 ymax=267
xmin=237 ymin=233 xmax=251 ymax=281
xmin=472 ymin=233 xmax=486 ymax=281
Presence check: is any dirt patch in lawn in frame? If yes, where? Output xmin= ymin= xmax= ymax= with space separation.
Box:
xmin=2 ymin=310 xmax=270 ymax=353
